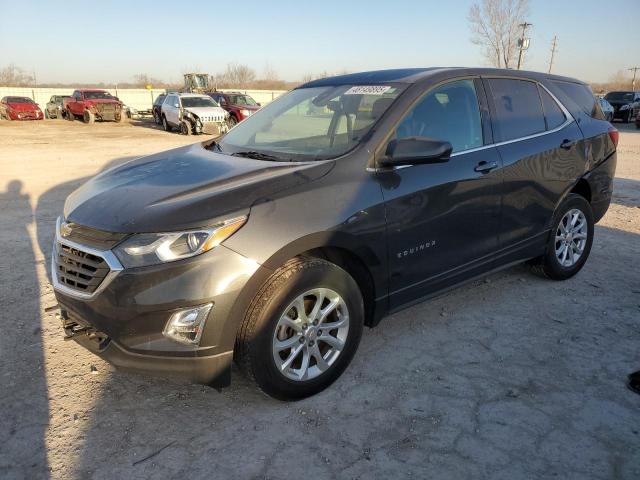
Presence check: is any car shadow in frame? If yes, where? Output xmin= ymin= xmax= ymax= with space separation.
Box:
xmin=612 ymin=177 xmax=640 ymax=208
xmin=0 ymin=180 xmax=50 ymax=479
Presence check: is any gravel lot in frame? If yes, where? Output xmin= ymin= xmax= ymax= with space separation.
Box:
xmin=1 ymin=118 xmax=638 ymax=480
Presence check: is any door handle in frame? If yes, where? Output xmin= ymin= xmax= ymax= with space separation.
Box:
xmin=474 ymin=160 xmax=498 ymax=173
xmin=560 ymin=139 xmax=575 ymax=150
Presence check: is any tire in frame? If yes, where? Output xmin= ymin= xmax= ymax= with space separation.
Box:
xmin=529 ymin=193 xmax=594 ymax=280
xmin=66 ymin=109 xmax=75 ymax=121
xmin=235 ymin=256 xmax=364 ymax=400
xmin=227 ymin=115 xmax=238 ymax=128
xmin=117 ymin=110 xmax=127 ymax=123
xmin=83 ymin=110 xmax=94 ymax=124
xmin=162 ymin=115 xmax=171 ymax=132
xmin=153 ymin=110 xmax=161 ymax=125
xmin=180 ymin=120 xmax=192 ymax=135
xmin=626 ymin=110 xmax=633 ymax=123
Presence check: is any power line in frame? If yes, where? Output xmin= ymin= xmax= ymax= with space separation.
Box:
xmin=548 ymin=36 xmax=558 ymax=74
xmin=516 ymin=22 xmax=533 ymax=70
xmin=629 ymin=67 xmax=640 ymax=90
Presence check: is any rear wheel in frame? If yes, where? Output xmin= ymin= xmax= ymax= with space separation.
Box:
xmin=235 ymin=257 xmax=364 ymax=400
xmin=153 ymin=110 xmax=161 ymax=125
xmin=529 ymin=193 xmax=594 ymax=280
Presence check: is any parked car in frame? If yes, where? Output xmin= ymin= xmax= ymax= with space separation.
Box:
xmin=597 ymin=97 xmax=614 ymax=122
xmin=45 ymin=95 xmax=71 ymax=119
xmin=160 ymin=93 xmax=228 ymax=135
xmin=209 ymin=91 xmax=260 ymax=126
xmin=152 ymin=93 xmax=167 ymax=124
xmin=0 ymin=96 xmax=43 ymax=120
xmin=636 ymin=112 xmax=640 ymax=129
xmin=63 ymin=89 xmax=125 ymax=124
xmin=604 ymin=91 xmax=640 ymax=122
xmin=52 ymin=68 xmax=617 ymax=400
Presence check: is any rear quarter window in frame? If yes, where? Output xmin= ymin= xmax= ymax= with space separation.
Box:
xmin=539 ymin=87 xmax=566 ymax=130
xmin=487 ymin=78 xmax=546 ymax=142
xmin=552 ymin=81 xmax=606 ymax=120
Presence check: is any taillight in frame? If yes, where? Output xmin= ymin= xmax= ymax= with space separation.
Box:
xmin=608 ymin=127 xmax=619 ymax=148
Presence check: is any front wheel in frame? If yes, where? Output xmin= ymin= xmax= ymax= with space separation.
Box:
xmin=235 ymin=257 xmax=364 ymax=400
xmin=227 ymin=115 xmax=238 ymax=128
xmin=180 ymin=120 xmax=192 ymax=135
xmin=83 ymin=110 xmax=94 ymax=124
xmin=529 ymin=193 xmax=594 ymax=280
xmin=162 ymin=115 xmax=171 ymax=132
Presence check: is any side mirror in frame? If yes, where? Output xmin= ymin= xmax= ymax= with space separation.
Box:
xmin=257 ymin=103 xmax=261 ymax=107
xmin=380 ymin=137 xmax=452 ymax=167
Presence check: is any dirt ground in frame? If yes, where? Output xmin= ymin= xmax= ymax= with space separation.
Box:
xmin=0 ymin=118 xmax=638 ymax=480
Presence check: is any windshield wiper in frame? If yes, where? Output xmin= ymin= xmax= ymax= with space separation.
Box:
xmin=231 ymin=151 xmax=287 ymax=161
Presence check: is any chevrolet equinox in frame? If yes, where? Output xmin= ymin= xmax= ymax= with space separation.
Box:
xmin=53 ymin=68 xmax=617 ymax=399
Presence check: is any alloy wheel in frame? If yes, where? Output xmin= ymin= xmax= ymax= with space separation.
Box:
xmin=555 ymin=208 xmax=588 ymax=267
xmin=272 ymin=288 xmax=349 ymax=381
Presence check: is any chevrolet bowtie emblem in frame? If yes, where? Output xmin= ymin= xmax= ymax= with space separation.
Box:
xmin=60 ymin=222 xmax=73 ymax=238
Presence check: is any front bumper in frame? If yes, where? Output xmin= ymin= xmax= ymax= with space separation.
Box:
xmin=53 ymin=238 xmax=262 ymax=386
xmin=9 ymin=110 xmax=43 ymax=120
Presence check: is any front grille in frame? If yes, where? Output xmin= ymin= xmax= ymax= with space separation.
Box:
xmin=200 ymin=115 xmax=224 ymax=122
xmin=55 ymin=242 xmax=110 ymax=294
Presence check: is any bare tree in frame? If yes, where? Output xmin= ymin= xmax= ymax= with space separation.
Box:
xmin=0 ymin=64 xmax=35 ymax=86
xmin=468 ymin=0 xmax=530 ymax=68
xmin=215 ymin=63 xmax=257 ymax=88
xmin=262 ymin=63 xmax=279 ymax=82
xmin=131 ymin=73 xmax=163 ymax=88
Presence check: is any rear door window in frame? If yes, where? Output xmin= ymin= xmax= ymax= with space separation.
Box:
xmin=552 ymin=81 xmax=606 ymax=120
xmin=539 ymin=87 xmax=566 ymax=130
xmin=396 ymin=79 xmax=483 ymax=153
xmin=487 ymin=78 xmax=546 ymax=142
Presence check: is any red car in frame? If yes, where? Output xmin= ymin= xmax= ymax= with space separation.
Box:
xmin=0 ymin=96 xmax=44 ymax=121
xmin=208 ymin=91 xmax=260 ymax=126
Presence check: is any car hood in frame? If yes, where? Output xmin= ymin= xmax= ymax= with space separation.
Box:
xmin=64 ymin=142 xmax=333 ymax=233
xmin=184 ymin=106 xmax=227 ymax=118
xmin=234 ymin=104 xmax=260 ymax=111
xmin=7 ymin=102 xmax=39 ymax=111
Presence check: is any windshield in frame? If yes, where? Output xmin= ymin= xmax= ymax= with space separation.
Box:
xmin=84 ymin=91 xmax=115 ymax=100
xmin=604 ymin=92 xmax=634 ymax=102
xmin=228 ymin=94 xmax=258 ymax=106
xmin=182 ymin=96 xmax=218 ymax=108
xmin=7 ymin=97 xmax=34 ymax=103
xmin=218 ymin=85 xmax=404 ymax=161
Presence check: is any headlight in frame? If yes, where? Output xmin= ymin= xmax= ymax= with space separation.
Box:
xmin=113 ymin=216 xmax=246 ymax=268
xmin=240 ymin=109 xmax=251 ymax=116
xmin=620 ymin=104 xmax=630 ymax=111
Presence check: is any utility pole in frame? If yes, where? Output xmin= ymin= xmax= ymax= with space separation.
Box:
xmin=548 ymin=36 xmax=558 ymax=74
xmin=517 ymin=22 xmax=533 ymax=70
xmin=629 ymin=67 xmax=640 ymax=90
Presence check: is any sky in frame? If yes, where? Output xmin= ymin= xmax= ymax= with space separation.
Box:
xmin=1 ymin=0 xmax=639 ymax=85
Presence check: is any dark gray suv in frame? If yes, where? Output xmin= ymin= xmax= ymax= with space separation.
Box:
xmin=53 ymin=68 xmax=617 ymax=399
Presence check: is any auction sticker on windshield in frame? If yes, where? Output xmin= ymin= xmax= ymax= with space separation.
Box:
xmin=344 ymin=86 xmax=391 ymax=95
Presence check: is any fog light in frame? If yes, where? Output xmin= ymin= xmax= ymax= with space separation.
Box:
xmin=163 ymin=303 xmax=213 ymax=346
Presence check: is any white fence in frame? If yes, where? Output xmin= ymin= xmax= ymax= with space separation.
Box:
xmin=0 ymin=87 xmax=287 ymax=112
